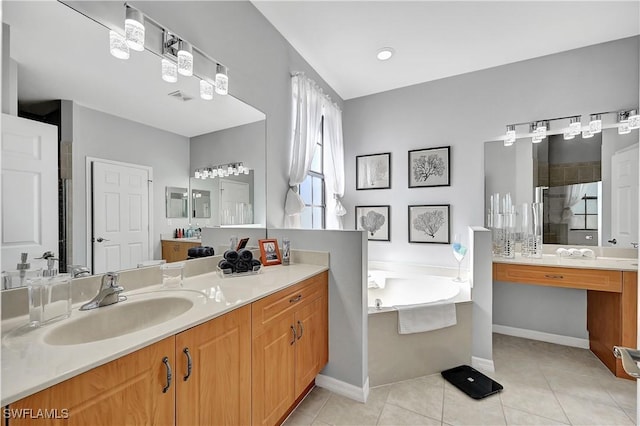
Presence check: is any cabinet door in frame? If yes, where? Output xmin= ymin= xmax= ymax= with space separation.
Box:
xmin=175 ymin=305 xmax=251 ymax=426
xmin=8 ymin=337 xmax=175 ymax=425
xmin=252 ymin=313 xmax=296 ymax=426
xmin=294 ymin=290 xmax=329 ymax=396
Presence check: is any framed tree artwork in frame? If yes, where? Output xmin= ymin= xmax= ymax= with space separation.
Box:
xmin=355 ymin=205 xmax=390 ymax=241
xmin=408 ymin=204 xmax=450 ymax=244
xmin=356 ymin=153 xmax=391 ymax=190
xmin=408 ymin=146 xmax=450 ymax=188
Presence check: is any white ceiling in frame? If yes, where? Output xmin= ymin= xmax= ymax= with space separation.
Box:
xmin=253 ymin=1 xmax=640 ymax=100
xmin=4 ymin=1 xmax=265 ymax=138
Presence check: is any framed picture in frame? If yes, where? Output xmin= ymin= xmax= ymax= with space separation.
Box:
xmin=408 ymin=146 xmax=450 ymax=188
xmin=258 ymin=239 xmax=281 ymax=265
xmin=408 ymin=204 xmax=450 ymax=244
xmin=356 ymin=152 xmax=391 ymax=190
xmin=355 ymin=205 xmax=390 ymax=241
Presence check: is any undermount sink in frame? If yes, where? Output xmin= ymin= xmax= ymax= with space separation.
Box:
xmin=44 ymin=296 xmax=194 ymax=346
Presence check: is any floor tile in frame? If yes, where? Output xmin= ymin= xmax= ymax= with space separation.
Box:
xmin=605 ymin=377 xmax=637 ymax=411
xmin=315 ymin=386 xmax=390 ymax=425
xmin=386 ymin=375 xmax=444 ymax=420
xmin=498 ymin=378 xmax=568 ymax=423
xmin=542 ymin=366 xmax=618 ymax=406
xmin=376 ymin=403 xmax=440 ymax=425
xmin=442 ymin=382 xmax=506 ymax=425
xmin=554 ymin=392 xmax=634 ymax=425
xmin=284 ymin=411 xmax=316 ymax=426
xmin=296 ymin=386 xmax=332 ymax=418
xmin=503 ymin=406 xmax=569 ymax=425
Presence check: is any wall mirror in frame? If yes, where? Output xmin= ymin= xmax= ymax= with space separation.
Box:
xmin=485 ymin=126 xmax=638 ymax=248
xmin=1 ymin=1 xmax=267 ymax=280
xmin=166 ymin=187 xmax=189 ymax=218
xmin=191 ymin=189 xmax=211 ymax=219
xmin=190 ymin=171 xmax=256 ymax=225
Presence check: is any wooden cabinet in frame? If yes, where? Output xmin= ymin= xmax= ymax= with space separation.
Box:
xmin=251 ymin=271 xmax=328 ymax=426
xmin=175 ymin=305 xmax=251 ymax=426
xmin=9 ymin=337 xmax=176 ymax=425
xmin=161 ymin=240 xmax=201 ymax=263
xmin=493 ymin=263 xmax=622 ymax=292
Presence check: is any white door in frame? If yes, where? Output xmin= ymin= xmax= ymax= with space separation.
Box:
xmin=611 ymin=144 xmax=639 ymax=248
xmin=92 ymin=160 xmax=150 ymax=273
xmin=1 ymin=114 xmax=58 ymax=272
xmin=219 ymin=179 xmax=250 ymax=225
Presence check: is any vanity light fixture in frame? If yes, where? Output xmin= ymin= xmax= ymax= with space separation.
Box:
xmin=504 ymin=125 xmax=516 ymax=146
xmin=530 ymin=123 xmax=542 ymax=144
xmin=535 ymin=120 xmax=548 ymax=140
xmin=215 ymin=64 xmax=229 ymax=96
xmin=124 ymin=6 xmax=145 ymax=51
xmin=568 ymin=116 xmax=582 ymax=136
xmin=618 ymin=111 xmax=631 ymax=135
xmin=194 ymin=162 xmax=249 ymax=179
xmin=589 ymin=114 xmax=602 ymax=134
xmin=161 ymin=58 xmax=178 ymax=83
xmin=177 ymin=40 xmax=194 ymax=77
xmin=109 ymin=31 xmax=129 ymax=60
xmin=200 ymin=80 xmax=214 ymax=100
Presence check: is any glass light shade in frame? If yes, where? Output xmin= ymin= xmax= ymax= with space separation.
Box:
xmin=194 ymin=170 xmax=201 ymax=179
xmin=177 ymin=41 xmax=193 ymax=76
xmin=535 ymin=122 xmax=547 ymax=139
xmin=504 ymin=125 xmax=516 ymax=146
xmin=161 ymin=59 xmax=178 ymax=83
xmin=243 ymin=168 xmax=250 ymax=175
xmin=125 ymin=7 xmax=145 ymax=51
xmin=589 ymin=116 xmax=602 ymax=134
xmin=563 ymin=129 xmax=575 ymax=140
xmin=619 ymin=120 xmax=631 ymax=135
xmin=582 ymin=129 xmax=594 ymax=139
xmin=532 ymin=134 xmax=542 ymax=144
xmin=215 ymin=64 xmax=229 ymax=95
xmin=569 ymin=117 xmax=581 ymax=136
xmin=628 ymin=111 xmax=640 ymax=129
xmin=199 ymin=80 xmax=214 ymax=100
xmin=109 ymin=31 xmax=129 ymax=60
xmin=212 ymin=169 xmax=218 ymax=177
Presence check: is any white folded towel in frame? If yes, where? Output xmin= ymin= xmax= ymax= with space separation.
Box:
xmin=394 ymin=303 xmax=457 ymax=334
xmin=555 ymin=247 xmax=595 ymax=258
xmin=579 ymin=248 xmax=596 ymax=258
xmin=367 ymin=271 xmax=386 ymax=289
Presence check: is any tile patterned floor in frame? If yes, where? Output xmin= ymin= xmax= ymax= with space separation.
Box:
xmin=285 ymin=333 xmax=636 ymax=426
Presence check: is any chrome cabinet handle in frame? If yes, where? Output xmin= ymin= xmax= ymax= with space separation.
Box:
xmin=544 ymin=274 xmax=563 ymax=279
xmin=162 ymin=356 xmax=172 ymax=393
xmin=183 ymin=348 xmax=192 ymax=381
xmin=297 ymin=320 xmax=304 ymax=340
xmin=613 ymin=346 xmax=640 ymax=378
xmin=290 ymin=325 xmax=297 ymax=345
xmin=289 ymin=294 xmax=302 ymax=303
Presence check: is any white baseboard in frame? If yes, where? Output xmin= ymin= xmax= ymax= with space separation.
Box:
xmin=471 ymin=356 xmax=495 ymax=373
xmin=315 ymin=374 xmax=370 ymax=403
xmin=493 ymin=324 xmax=589 ymax=349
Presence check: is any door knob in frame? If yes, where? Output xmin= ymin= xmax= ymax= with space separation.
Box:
xmin=607 ymin=238 xmax=617 ymax=245
xmin=632 ymin=242 xmax=639 ymax=249
xmin=613 ymin=346 xmax=640 ymax=378
xmin=94 ymin=237 xmax=110 ymax=243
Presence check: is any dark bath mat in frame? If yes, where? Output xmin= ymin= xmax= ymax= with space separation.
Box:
xmin=441 ymin=365 xmax=503 ymax=399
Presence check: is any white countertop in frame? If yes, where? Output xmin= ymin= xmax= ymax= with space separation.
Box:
xmin=161 ymin=237 xmax=202 ymax=243
xmin=0 ymin=263 xmax=327 ymax=406
xmin=493 ymin=253 xmax=638 ymax=271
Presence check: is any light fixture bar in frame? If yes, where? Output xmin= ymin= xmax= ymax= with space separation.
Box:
xmin=194 ymin=162 xmax=249 ymax=179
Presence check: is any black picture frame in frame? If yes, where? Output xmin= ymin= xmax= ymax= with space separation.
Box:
xmin=408 ymin=146 xmax=450 ymax=188
xmin=355 ymin=205 xmax=390 ymax=241
xmin=356 ymin=152 xmax=391 ymax=190
xmin=408 ymin=204 xmax=450 ymax=244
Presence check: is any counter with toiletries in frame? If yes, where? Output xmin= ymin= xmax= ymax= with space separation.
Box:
xmin=492 ymin=245 xmax=637 ymax=271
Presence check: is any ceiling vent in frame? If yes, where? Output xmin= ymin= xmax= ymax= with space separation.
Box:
xmin=167 ymin=90 xmax=193 ymax=102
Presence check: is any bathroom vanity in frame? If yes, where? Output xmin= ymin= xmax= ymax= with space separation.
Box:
xmin=2 ymin=264 xmax=328 ymax=426
xmin=493 ymin=255 xmax=637 ymax=379
xmin=161 ymin=238 xmax=202 ymax=263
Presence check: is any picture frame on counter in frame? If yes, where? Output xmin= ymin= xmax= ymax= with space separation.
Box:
xmin=258 ymin=238 xmax=282 ymax=265
xmin=356 ymin=152 xmax=391 ymax=190
xmin=408 ymin=146 xmax=450 ymax=188
xmin=355 ymin=205 xmax=390 ymax=241
xmin=408 ymin=204 xmax=450 ymax=244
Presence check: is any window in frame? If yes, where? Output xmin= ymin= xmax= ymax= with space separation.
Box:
xmin=299 ymin=120 xmax=325 ymax=229
xmin=570 ymin=183 xmax=598 ymax=230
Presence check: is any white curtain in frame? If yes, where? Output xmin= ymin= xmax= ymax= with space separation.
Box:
xmin=323 ymin=102 xmax=346 ymax=229
xmin=284 ymin=74 xmax=323 ymax=227
xmin=561 ymin=183 xmax=587 ymax=223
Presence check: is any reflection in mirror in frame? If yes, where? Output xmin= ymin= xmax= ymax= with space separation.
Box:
xmin=190 ymin=172 xmax=255 ymax=226
xmin=191 ymin=190 xmax=211 ymax=219
xmin=484 ymin=127 xmax=638 ymax=247
xmin=2 ymin=1 xmax=267 ymax=281
xmin=166 ymin=187 xmax=189 ymax=218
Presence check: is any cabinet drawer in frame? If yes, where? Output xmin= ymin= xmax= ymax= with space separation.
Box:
xmin=252 ymin=271 xmax=328 ymax=336
xmin=494 ymin=263 xmax=622 ymax=292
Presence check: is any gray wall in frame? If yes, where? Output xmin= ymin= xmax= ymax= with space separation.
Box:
xmin=343 ymin=36 xmax=639 ymax=338
xmin=190 ymin=120 xmax=266 ymax=226
xmin=72 ymin=104 xmax=191 ymax=264
xmin=267 ymin=229 xmax=368 ymax=390
xmin=129 ymin=1 xmax=344 ymax=228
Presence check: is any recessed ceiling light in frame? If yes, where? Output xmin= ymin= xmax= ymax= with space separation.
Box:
xmin=376 ymin=47 xmax=394 ymax=61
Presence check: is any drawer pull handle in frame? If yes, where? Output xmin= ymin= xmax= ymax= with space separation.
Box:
xmin=183 ymin=348 xmax=192 ymax=381
xmin=544 ymin=274 xmax=564 ymax=279
xmin=289 ymin=294 xmax=302 ymax=303
xmin=162 ymin=356 xmax=172 ymax=393
xmin=290 ymin=325 xmax=297 ymax=345
xmin=297 ymin=320 xmax=304 ymax=340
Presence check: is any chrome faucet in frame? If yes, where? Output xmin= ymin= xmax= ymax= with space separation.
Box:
xmin=80 ymin=272 xmax=125 ymax=310
xmin=69 ymin=265 xmax=91 ymax=278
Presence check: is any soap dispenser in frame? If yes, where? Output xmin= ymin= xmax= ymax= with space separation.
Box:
xmin=37 ymin=252 xmax=72 ymax=324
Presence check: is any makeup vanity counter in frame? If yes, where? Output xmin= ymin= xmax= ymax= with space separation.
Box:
xmin=161 ymin=238 xmax=202 ymax=263
xmin=1 ymin=262 xmax=328 ymax=409
xmin=493 ymin=253 xmax=638 ymax=379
